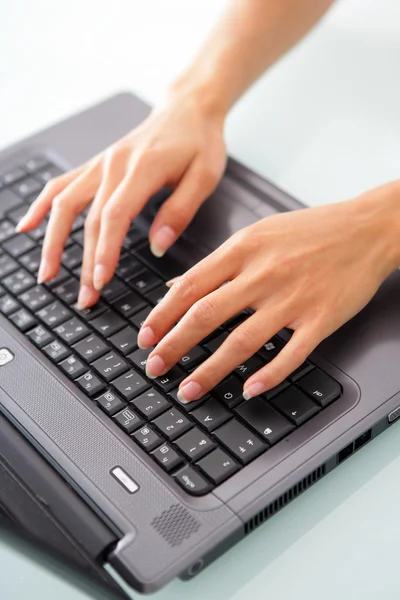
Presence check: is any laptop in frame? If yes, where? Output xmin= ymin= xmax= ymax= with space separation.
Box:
xmin=1 ymin=92 xmax=400 ymax=597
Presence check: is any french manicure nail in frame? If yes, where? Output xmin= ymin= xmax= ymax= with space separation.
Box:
xmin=77 ymin=285 xmax=92 ymax=310
xmin=150 ymin=226 xmax=177 ymax=258
xmin=37 ymin=260 xmax=51 ymax=284
xmin=243 ymin=381 xmax=266 ymax=401
xmin=137 ymin=326 xmax=156 ymax=349
xmin=177 ymin=381 xmax=202 ymax=403
xmin=145 ymin=355 xmax=165 ymax=379
xmin=166 ymin=277 xmax=179 ymax=288
xmin=93 ymin=264 xmax=106 ymax=291
xmin=15 ymin=214 xmax=30 ymax=232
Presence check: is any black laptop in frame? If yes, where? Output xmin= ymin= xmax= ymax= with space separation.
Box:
xmin=1 ymin=92 xmax=400 ymax=597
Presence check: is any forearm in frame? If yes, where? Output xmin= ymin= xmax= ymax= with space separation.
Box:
xmin=170 ymin=0 xmax=334 ymax=118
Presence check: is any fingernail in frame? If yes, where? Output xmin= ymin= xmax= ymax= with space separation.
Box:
xmin=146 ymin=355 xmax=165 ymax=379
xmin=15 ymin=214 xmax=30 ymax=232
xmin=243 ymin=381 xmax=266 ymax=401
xmin=37 ymin=260 xmax=51 ymax=284
xmin=166 ymin=277 xmax=179 ymax=288
xmin=93 ymin=264 xmax=106 ymax=290
xmin=137 ymin=326 xmax=156 ymax=349
xmin=77 ymin=285 xmax=92 ymax=310
xmin=177 ymin=381 xmax=202 ymax=403
xmin=150 ymin=226 xmax=177 ymax=258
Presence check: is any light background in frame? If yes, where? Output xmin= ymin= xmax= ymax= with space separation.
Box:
xmin=1 ymin=1 xmax=400 ymax=599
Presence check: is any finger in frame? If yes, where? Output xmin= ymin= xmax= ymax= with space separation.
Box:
xmin=149 ymin=158 xmax=221 ymax=257
xmin=137 ymin=244 xmax=241 ymax=349
xmin=92 ymin=159 xmax=170 ymax=291
xmin=15 ymin=163 xmax=88 ymax=232
xmin=144 ymin=278 xmax=251 ymax=379
xmin=78 ymin=151 xmax=128 ymax=309
xmin=37 ymin=166 xmax=100 ymax=283
xmin=175 ymin=309 xmax=285 ymax=403
xmin=243 ymin=326 xmax=321 ymax=399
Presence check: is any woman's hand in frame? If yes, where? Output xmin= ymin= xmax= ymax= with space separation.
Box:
xmin=16 ymin=88 xmax=227 ymax=309
xmin=138 ymin=182 xmax=400 ymax=402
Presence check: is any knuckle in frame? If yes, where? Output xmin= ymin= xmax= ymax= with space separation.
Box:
xmin=198 ymin=162 xmax=219 ymax=189
xmin=102 ymin=201 xmax=124 ymax=222
xmin=84 ymin=213 xmax=101 ymax=234
xmin=229 ymin=326 xmax=257 ymax=354
xmin=44 ymin=177 xmax=62 ymax=196
xmin=51 ymin=193 xmax=70 ymax=212
xmin=172 ymin=273 xmax=197 ymax=301
xmin=104 ymin=144 xmax=125 ymax=166
xmin=187 ymin=297 xmax=217 ymax=326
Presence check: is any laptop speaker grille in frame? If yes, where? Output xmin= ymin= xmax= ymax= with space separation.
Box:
xmin=151 ymin=504 xmax=201 ymax=547
xmin=244 ymin=464 xmax=326 ymax=535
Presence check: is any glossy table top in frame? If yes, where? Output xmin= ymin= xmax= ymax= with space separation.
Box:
xmin=2 ymin=1 xmax=400 ymax=598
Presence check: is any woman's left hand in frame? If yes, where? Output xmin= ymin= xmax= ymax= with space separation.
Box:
xmin=138 ymin=182 xmax=400 ymax=402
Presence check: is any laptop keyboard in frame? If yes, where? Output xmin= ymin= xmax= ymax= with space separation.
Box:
xmin=0 ymin=154 xmax=343 ymax=496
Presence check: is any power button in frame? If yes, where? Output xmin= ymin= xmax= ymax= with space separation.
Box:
xmin=0 ymin=348 xmax=14 ymax=366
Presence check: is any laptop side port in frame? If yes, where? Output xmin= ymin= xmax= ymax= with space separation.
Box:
xmin=388 ymin=406 xmax=400 ymax=424
xmin=354 ymin=428 xmax=372 ymax=451
xmin=337 ymin=442 xmax=354 ymax=464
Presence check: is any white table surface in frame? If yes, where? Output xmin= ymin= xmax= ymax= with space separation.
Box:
xmin=2 ymin=1 xmax=400 ymax=598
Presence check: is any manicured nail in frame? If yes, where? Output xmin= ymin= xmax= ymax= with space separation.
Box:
xmin=15 ymin=214 xmax=30 ymax=232
xmin=93 ymin=264 xmax=106 ymax=290
xmin=177 ymin=381 xmax=202 ymax=403
xmin=137 ymin=326 xmax=156 ymax=349
xmin=150 ymin=226 xmax=177 ymax=258
xmin=77 ymin=285 xmax=92 ymax=310
xmin=146 ymin=355 xmax=165 ymax=379
xmin=243 ymin=381 xmax=266 ymax=401
xmin=37 ymin=260 xmax=51 ymax=284
xmin=166 ymin=277 xmax=179 ymax=288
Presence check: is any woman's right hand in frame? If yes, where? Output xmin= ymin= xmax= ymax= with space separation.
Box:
xmin=16 ymin=86 xmax=227 ymax=309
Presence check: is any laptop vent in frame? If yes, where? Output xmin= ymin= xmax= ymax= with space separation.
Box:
xmin=244 ymin=464 xmax=326 ymax=536
xmin=151 ymin=504 xmax=201 ymax=547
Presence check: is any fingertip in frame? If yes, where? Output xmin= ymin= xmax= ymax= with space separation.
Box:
xmin=150 ymin=225 xmax=177 ymax=258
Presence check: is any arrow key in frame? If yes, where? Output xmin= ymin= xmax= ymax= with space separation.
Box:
xmin=271 ymin=386 xmax=320 ymax=426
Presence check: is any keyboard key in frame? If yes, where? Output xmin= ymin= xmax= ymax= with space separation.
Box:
xmin=153 ymin=366 xmax=185 ymax=393
xmin=12 ymin=177 xmax=43 ymax=199
xmin=129 ymin=305 xmax=152 ymax=329
xmin=71 ymin=214 xmax=85 ymax=232
xmin=152 ymin=408 xmax=192 ymax=441
xmin=36 ymin=165 xmax=63 ymax=184
xmin=0 ymin=294 xmax=21 ymax=315
xmin=0 ymin=283 xmax=4 ymax=297
xmin=0 ymin=220 xmax=16 ymax=243
xmin=129 ymin=270 xmax=162 ymax=293
xmin=45 ymin=266 xmax=70 ymax=288
xmin=175 ymin=427 xmax=216 ymax=462
xmin=271 ymin=387 xmax=320 ymax=426
xmin=54 ymin=317 xmax=89 ymax=344
xmin=112 ymin=290 xmax=146 ymax=318
xmin=296 ymin=368 xmax=342 ymax=407
xmin=43 ymin=339 xmax=70 ymax=362
xmin=92 ymin=351 xmax=129 ymax=382
xmin=2 ymin=234 xmax=35 ymax=257
xmin=191 ymin=398 xmax=231 ymax=432
xmin=235 ymin=355 xmax=264 ymax=380
xmin=61 ymin=244 xmax=82 ymax=270
xmin=96 ymin=388 xmax=126 ymax=415
xmin=72 ymin=300 xmax=107 ymax=321
xmin=262 ymin=380 xmax=290 ymax=401
xmin=134 ymin=244 xmax=184 ymax=280
xmin=204 ymin=331 xmax=229 ymax=353
xmin=73 ymin=334 xmax=109 ymax=362
xmin=132 ymin=425 xmax=163 ymax=452
xmin=197 ymin=448 xmax=240 ymax=485
xmin=3 ymin=268 xmax=35 ymax=294
xmin=214 ymin=419 xmax=267 ymax=465
xmin=223 ymin=311 xmax=249 ymax=331
xmin=59 ymin=355 xmax=87 ymax=379
xmin=101 ymin=277 xmax=128 ymax=303
xmin=36 ymin=300 xmax=72 ymax=327
xmin=19 ymin=248 xmax=42 ymax=273
xmin=128 ymin=347 xmax=152 ymax=372
xmin=18 ymin=285 xmax=54 ymax=311
xmin=7 ymin=204 xmax=29 ymax=225
xmin=108 ymin=326 xmax=138 ymax=355
xmin=288 ymin=360 xmax=314 ymax=383
xmin=76 ymin=371 xmax=106 ymax=396
xmin=25 ymin=156 xmax=50 ymax=173
xmin=173 ymin=465 xmax=212 ymax=496
xmin=91 ymin=310 xmax=126 ymax=337
xmin=113 ymin=406 xmax=144 ymax=433
xmin=112 ymin=370 xmax=149 ymax=401
xmin=71 ymin=229 xmax=85 ymax=246
xmin=0 ymin=252 xmax=19 ymax=278
xmin=0 ymin=189 xmax=24 ymax=216
xmin=167 ymin=388 xmax=208 ymax=412
xmin=9 ymin=308 xmax=37 ymax=331
xmin=152 ymin=443 xmax=183 ymax=472
xmin=179 ymin=346 xmax=208 ymax=370
xmin=115 ymin=255 xmax=144 ymax=279
xmin=123 ymin=228 xmax=147 ymax=248
xmin=53 ymin=278 xmax=80 ymax=304
xmin=2 ymin=167 xmax=25 ymax=185
xmin=144 ymin=283 xmax=169 ymax=305
xmin=131 ymin=388 xmax=171 ymax=419
xmin=214 ymin=376 xmax=244 ymax=409
xmin=26 ymin=324 xmax=53 ymax=347
xmin=235 ymin=397 xmax=295 ymax=445
xmin=259 ymin=337 xmax=283 ymax=362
